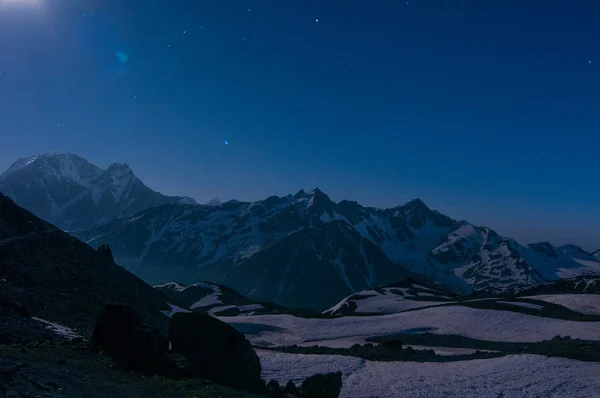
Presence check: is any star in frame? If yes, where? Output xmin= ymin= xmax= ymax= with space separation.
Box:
xmin=315 ymin=18 xmax=319 ymax=22
xmin=223 ymin=139 xmax=229 ymax=145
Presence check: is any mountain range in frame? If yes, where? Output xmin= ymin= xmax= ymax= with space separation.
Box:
xmin=1 ymin=152 xmax=598 ymax=311
xmin=0 ymin=152 xmax=195 ymax=231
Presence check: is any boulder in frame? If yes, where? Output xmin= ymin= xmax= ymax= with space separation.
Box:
xmin=266 ymin=379 xmax=284 ymax=397
xmin=168 ymin=312 xmax=262 ymax=391
xmin=90 ymin=304 xmax=169 ymax=374
xmin=283 ymin=380 xmax=301 ymax=397
xmin=300 ymin=372 xmax=343 ymax=398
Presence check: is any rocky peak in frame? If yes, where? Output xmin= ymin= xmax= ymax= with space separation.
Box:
xmin=306 ymin=188 xmax=336 ymax=212
xmin=402 ymin=198 xmax=429 ymax=211
xmin=528 ymin=241 xmax=558 ymax=258
xmin=293 ymin=189 xmax=307 ymax=199
xmin=557 ymin=244 xmax=588 ymax=256
xmin=100 ymin=163 xmax=138 ymax=186
xmin=398 ymin=198 xmax=455 ymax=229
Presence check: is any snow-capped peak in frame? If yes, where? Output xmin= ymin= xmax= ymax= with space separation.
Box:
xmin=0 ymin=152 xmax=101 ymax=185
xmin=306 ymin=187 xmax=335 ymax=210
xmin=178 ymin=196 xmax=198 ymax=205
xmin=0 ymin=152 xmax=195 ymax=230
xmin=106 ymin=162 xmax=134 ymax=174
xmin=206 ymin=197 xmax=223 ymax=206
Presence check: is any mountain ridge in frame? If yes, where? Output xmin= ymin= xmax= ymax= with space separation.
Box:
xmin=0 ymin=152 xmax=196 ymax=230
xmin=76 ymin=189 xmax=600 ymax=310
xmin=2 ymin=152 xmax=598 ymax=311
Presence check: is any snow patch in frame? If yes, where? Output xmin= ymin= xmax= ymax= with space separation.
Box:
xmin=161 ymin=303 xmax=192 ymax=318
xmin=258 ymin=350 xmax=600 ymax=398
xmin=523 ymin=294 xmax=600 ymax=315
xmin=496 ymin=301 xmax=544 ymax=310
xmin=32 ymin=317 xmax=82 ymax=340
xmin=222 ymin=305 xmax=600 ymax=348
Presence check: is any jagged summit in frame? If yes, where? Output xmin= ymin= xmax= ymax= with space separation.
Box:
xmin=529 ymin=242 xmax=559 ymax=258
xmin=105 ymin=162 xmax=135 ymax=173
xmin=402 ymin=197 xmax=428 ymax=209
xmin=293 ymin=189 xmax=306 ymax=198
xmin=307 ymin=187 xmax=334 ymax=205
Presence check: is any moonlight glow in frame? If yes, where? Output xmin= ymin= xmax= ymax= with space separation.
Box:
xmin=0 ymin=0 xmax=42 ymax=5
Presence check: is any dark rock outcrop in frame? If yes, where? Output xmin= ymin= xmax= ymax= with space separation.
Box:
xmin=90 ymin=304 xmax=170 ymax=374
xmin=283 ymin=380 xmax=301 ymax=396
xmin=97 ymin=244 xmax=114 ymax=263
xmin=265 ymin=379 xmax=284 ymax=397
xmin=299 ymin=372 xmax=343 ymax=398
xmin=168 ymin=312 xmax=263 ymax=391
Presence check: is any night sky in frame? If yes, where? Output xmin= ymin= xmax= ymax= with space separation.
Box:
xmin=0 ymin=0 xmax=598 ymax=249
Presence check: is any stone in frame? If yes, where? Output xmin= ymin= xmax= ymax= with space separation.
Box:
xmin=97 ymin=244 xmax=114 ymax=263
xmin=283 ymin=380 xmax=300 ymax=397
xmin=90 ymin=304 xmax=170 ymax=374
xmin=168 ymin=312 xmax=262 ymax=391
xmin=299 ymin=372 xmax=343 ymax=398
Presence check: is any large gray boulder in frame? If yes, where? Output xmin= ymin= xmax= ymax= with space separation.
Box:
xmin=168 ymin=312 xmax=263 ymax=391
xmin=300 ymin=371 xmax=343 ymax=398
xmin=90 ymin=304 xmax=170 ymax=374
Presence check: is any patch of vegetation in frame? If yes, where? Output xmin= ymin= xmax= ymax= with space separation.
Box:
xmin=455 ymin=298 xmax=600 ymax=322
xmin=262 ymin=342 xmax=505 ymax=363
xmin=367 ymin=333 xmax=600 ymax=362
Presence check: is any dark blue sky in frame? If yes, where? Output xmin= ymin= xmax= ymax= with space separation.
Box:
xmin=0 ymin=0 xmax=598 ymax=249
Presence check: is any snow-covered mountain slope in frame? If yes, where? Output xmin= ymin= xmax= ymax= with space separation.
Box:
xmin=223 ymin=303 xmax=600 ymax=348
xmin=510 ymin=275 xmax=600 ymax=295
xmin=0 ymin=152 xmax=194 ymax=230
xmin=323 ymin=274 xmax=600 ymax=317
xmin=521 ymin=294 xmax=600 ymax=315
xmin=259 ymin=351 xmax=600 ymax=398
xmin=78 ymin=192 xmax=414 ymax=310
xmin=523 ymin=242 xmax=600 ymax=279
xmin=75 ymin=187 xmax=600 ymax=310
xmin=153 ymin=281 xmax=286 ymax=316
xmin=593 ymin=249 xmax=600 ymax=261
xmin=323 ymin=279 xmax=456 ymax=316
xmin=429 ymin=223 xmax=545 ymax=291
